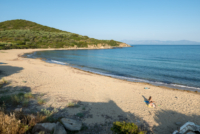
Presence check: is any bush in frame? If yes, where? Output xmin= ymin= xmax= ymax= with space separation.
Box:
xmin=111 ymin=121 xmax=146 ymax=134
xmin=37 ymin=97 xmax=46 ymax=105
xmin=0 ymin=106 xmax=46 ymax=134
xmin=22 ymin=99 xmax=29 ymax=107
xmin=67 ymin=102 xmax=76 ymax=107
xmin=24 ymin=92 xmax=34 ymax=99
xmin=0 ymin=92 xmax=35 ymax=107
xmin=76 ymin=112 xmax=84 ymax=118
xmin=11 ymin=95 xmax=23 ymax=105
xmin=41 ymin=108 xmax=58 ymax=117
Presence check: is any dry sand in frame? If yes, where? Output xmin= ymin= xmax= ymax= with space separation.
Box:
xmin=0 ymin=49 xmax=200 ymax=134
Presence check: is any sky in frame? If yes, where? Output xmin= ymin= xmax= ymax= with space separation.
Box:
xmin=0 ymin=0 xmax=200 ymax=42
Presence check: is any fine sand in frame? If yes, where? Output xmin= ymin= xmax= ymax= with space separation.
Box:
xmin=0 ymin=49 xmax=200 ymax=134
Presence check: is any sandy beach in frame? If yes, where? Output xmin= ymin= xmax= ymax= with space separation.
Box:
xmin=0 ymin=49 xmax=200 ymax=134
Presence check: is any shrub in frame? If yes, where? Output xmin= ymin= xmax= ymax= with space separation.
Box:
xmin=11 ymin=95 xmax=23 ymax=105
xmin=0 ymin=106 xmax=46 ymax=134
xmin=111 ymin=121 xmax=146 ymax=134
xmin=40 ymin=108 xmax=58 ymax=117
xmin=2 ymin=78 xmax=7 ymax=84
xmin=0 ymin=111 xmax=21 ymax=134
xmin=67 ymin=102 xmax=77 ymax=107
xmin=22 ymin=99 xmax=29 ymax=107
xmin=0 ymin=92 xmax=34 ymax=106
xmin=37 ymin=97 xmax=46 ymax=105
xmin=76 ymin=112 xmax=84 ymax=118
xmin=0 ymin=96 xmax=11 ymax=105
xmin=0 ymin=78 xmax=7 ymax=88
xmin=24 ymin=92 xmax=34 ymax=99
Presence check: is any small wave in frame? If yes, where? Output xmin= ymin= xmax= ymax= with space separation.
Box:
xmin=23 ymin=53 xmax=34 ymax=58
xmin=49 ymin=60 xmax=67 ymax=65
xmin=170 ymin=84 xmax=200 ymax=90
xmin=154 ymin=82 xmax=165 ymax=84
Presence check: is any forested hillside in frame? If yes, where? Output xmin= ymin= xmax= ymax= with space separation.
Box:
xmin=0 ymin=19 xmax=126 ymax=49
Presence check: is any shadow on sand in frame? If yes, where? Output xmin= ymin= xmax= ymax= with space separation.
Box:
xmin=152 ymin=109 xmax=200 ymax=134
xmin=0 ymin=85 xmax=151 ymax=134
xmin=1 ymin=84 xmax=200 ymax=134
xmin=0 ymin=64 xmax=23 ymax=80
xmin=30 ymin=100 xmax=151 ymax=134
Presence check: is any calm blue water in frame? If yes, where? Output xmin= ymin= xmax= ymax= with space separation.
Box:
xmin=25 ymin=45 xmax=200 ymax=91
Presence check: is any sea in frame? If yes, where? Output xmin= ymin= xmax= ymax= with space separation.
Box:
xmin=24 ymin=45 xmax=200 ymax=92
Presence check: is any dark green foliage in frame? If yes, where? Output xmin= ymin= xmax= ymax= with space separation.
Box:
xmin=108 ymin=39 xmax=119 ymax=46
xmin=76 ymin=112 xmax=84 ymax=118
xmin=0 ymin=19 xmax=121 ymax=49
xmin=0 ymin=19 xmax=65 ymax=32
xmin=77 ymin=41 xmax=87 ymax=47
xmin=0 ymin=92 xmax=34 ymax=107
xmin=111 ymin=121 xmax=146 ymax=134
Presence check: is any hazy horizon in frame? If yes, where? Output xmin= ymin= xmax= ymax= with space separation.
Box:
xmin=120 ymin=39 xmax=200 ymax=45
xmin=1 ymin=0 xmax=200 ymax=42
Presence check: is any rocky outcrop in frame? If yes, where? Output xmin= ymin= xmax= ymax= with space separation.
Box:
xmin=32 ymin=125 xmax=47 ymax=134
xmin=32 ymin=122 xmax=68 ymax=134
xmin=118 ymin=43 xmax=131 ymax=47
xmin=87 ymin=42 xmax=131 ymax=49
xmin=88 ymin=44 xmax=112 ymax=49
xmin=32 ymin=123 xmax=56 ymax=133
xmin=53 ymin=122 xmax=67 ymax=134
xmin=61 ymin=118 xmax=82 ymax=131
xmin=173 ymin=122 xmax=200 ymax=134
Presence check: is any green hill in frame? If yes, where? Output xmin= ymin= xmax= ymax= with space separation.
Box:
xmin=0 ymin=19 xmax=128 ymax=50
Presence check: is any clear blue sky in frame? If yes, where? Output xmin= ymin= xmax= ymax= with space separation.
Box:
xmin=0 ymin=0 xmax=200 ymax=42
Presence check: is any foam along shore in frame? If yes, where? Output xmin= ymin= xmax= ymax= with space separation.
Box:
xmin=1 ymin=49 xmax=200 ymax=134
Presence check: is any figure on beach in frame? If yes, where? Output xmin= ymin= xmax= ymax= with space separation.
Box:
xmin=148 ymin=96 xmax=156 ymax=108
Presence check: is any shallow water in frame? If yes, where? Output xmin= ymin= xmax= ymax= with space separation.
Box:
xmin=24 ymin=45 xmax=200 ymax=92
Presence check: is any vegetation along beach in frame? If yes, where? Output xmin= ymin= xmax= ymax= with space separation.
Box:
xmin=1 ymin=1 xmax=200 ymax=134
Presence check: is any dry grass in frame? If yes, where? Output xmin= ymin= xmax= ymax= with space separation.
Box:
xmin=67 ymin=102 xmax=75 ymax=107
xmin=0 ymin=108 xmax=47 ymax=134
xmin=0 ymin=92 xmax=35 ymax=107
xmin=37 ymin=97 xmax=46 ymax=105
xmin=0 ymin=111 xmax=21 ymax=134
xmin=0 ymin=78 xmax=7 ymax=88
xmin=66 ymin=102 xmax=79 ymax=107
xmin=0 ymin=84 xmax=50 ymax=134
xmin=24 ymin=92 xmax=34 ymax=99
xmin=2 ymin=78 xmax=7 ymax=84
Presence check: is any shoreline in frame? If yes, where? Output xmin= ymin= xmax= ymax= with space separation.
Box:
xmin=1 ymin=48 xmax=200 ymax=134
xmin=22 ymin=49 xmax=200 ymax=94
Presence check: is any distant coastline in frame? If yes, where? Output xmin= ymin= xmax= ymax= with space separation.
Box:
xmin=121 ymin=40 xmax=200 ymax=45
